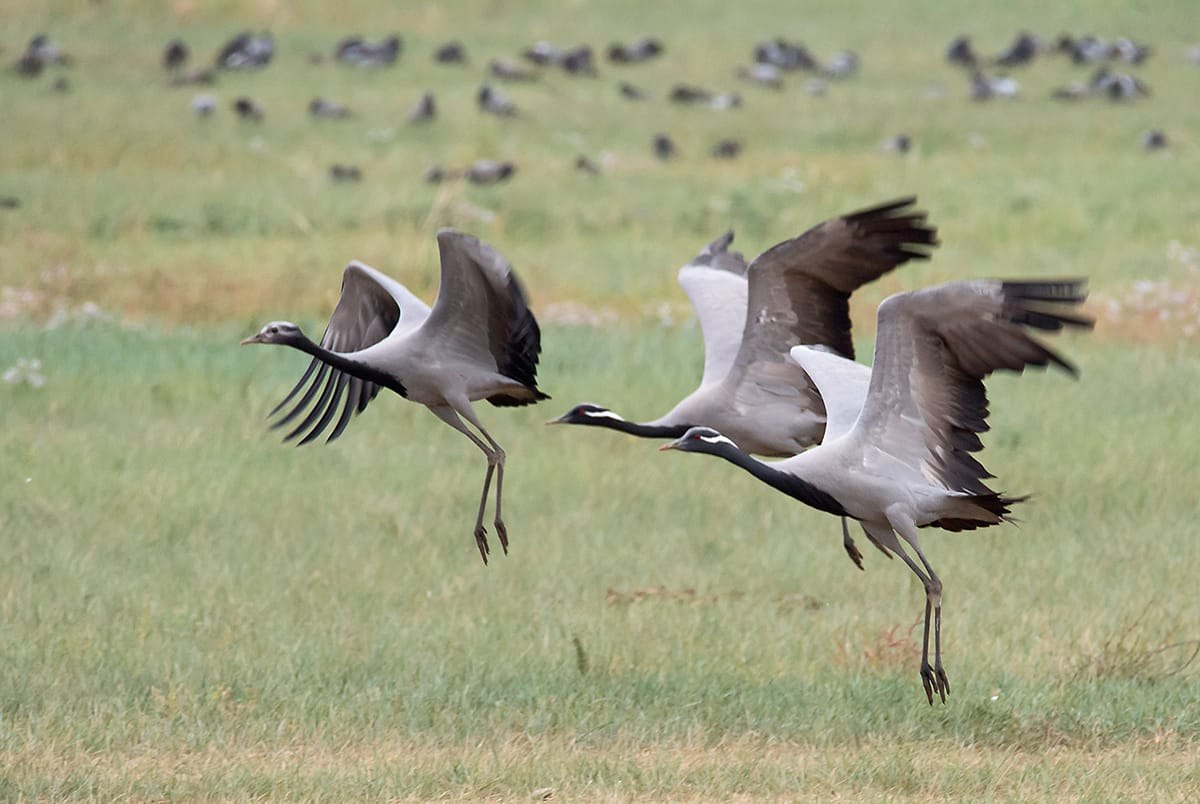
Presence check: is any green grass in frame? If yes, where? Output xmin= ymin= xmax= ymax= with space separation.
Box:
xmin=3 ymin=0 xmax=1200 ymax=799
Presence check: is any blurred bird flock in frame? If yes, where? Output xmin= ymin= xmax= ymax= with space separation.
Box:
xmin=2 ymin=0 xmax=1200 ymax=799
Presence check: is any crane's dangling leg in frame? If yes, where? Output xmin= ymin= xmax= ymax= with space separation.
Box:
xmin=840 ymin=517 xmax=864 ymax=570
xmin=886 ymin=512 xmax=948 ymax=704
xmin=456 ymin=403 xmax=508 ymax=554
xmin=907 ymin=538 xmax=948 ymax=701
xmin=429 ymin=404 xmax=501 ymax=564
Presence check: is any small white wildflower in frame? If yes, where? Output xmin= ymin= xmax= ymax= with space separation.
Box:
xmin=3 ymin=358 xmax=44 ymax=388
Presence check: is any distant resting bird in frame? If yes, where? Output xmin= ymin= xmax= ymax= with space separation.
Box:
xmin=232 ymin=96 xmax=264 ymax=121
xmin=549 ymin=198 xmax=938 ymax=566
xmin=163 ymin=38 xmax=190 ymax=72
xmin=652 ymin=133 xmax=676 ymax=160
xmin=434 ymin=41 xmax=467 ymax=65
xmin=661 ymin=279 xmax=1093 ymax=704
xmin=406 ymin=91 xmax=436 ymax=123
xmin=242 ymin=231 xmax=549 ymax=563
xmin=478 ymin=84 xmax=518 ymax=117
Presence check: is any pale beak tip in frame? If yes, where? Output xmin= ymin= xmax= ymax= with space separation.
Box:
xmin=658 ymin=443 xmax=675 ymax=452
xmin=240 ymin=336 xmax=259 ymax=346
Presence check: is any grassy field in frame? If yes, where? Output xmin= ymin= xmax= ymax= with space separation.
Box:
xmin=3 ymin=0 xmax=1200 ymax=799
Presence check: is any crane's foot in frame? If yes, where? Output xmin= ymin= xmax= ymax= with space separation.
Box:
xmin=843 ymin=535 xmax=864 ymax=571
xmin=494 ymin=519 xmax=509 ymax=555
xmin=920 ymin=662 xmax=950 ymax=705
xmin=840 ymin=518 xmax=864 ymax=571
xmin=474 ymin=525 xmax=490 ymax=565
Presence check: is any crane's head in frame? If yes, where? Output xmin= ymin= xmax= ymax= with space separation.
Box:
xmin=545 ymin=403 xmax=622 ymax=426
xmin=241 ymin=321 xmax=302 ymax=346
xmin=659 ymin=426 xmax=739 ymax=454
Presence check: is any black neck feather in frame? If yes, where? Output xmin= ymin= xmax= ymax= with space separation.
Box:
xmin=581 ymin=416 xmax=691 ymax=439
xmin=292 ymin=334 xmax=408 ymax=398
xmin=711 ymin=442 xmax=847 ymax=517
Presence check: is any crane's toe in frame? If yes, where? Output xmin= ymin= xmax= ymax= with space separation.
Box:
xmin=843 ymin=536 xmax=864 ymax=571
xmin=495 ymin=519 xmax=509 ymax=554
xmin=920 ymin=663 xmax=950 ymax=705
xmin=474 ymin=525 xmax=490 ymax=565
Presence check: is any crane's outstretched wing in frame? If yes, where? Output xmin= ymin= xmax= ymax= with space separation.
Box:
xmin=423 ymin=229 xmax=547 ymax=406
xmin=786 ymin=345 xmax=872 ymax=442
xmin=715 ymin=197 xmax=938 ymax=428
xmin=851 ymin=279 xmax=1092 ymax=494
xmin=676 ymin=230 xmax=749 ymax=387
xmin=270 ymin=261 xmax=431 ymax=444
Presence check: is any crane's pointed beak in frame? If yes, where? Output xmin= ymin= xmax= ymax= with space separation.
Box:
xmin=544 ymin=414 xmax=567 ymax=425
xmin=658 ymin=442 xmax=678 ymax=452
xmin=240 ymin=334 xmax=263 ymax=345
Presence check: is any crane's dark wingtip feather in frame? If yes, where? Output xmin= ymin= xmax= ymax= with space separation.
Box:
xmin=492 ymin=273 xmax=547 ymax=405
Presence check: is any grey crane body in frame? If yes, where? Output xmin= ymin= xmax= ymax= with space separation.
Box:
xmin=243 ymin=230 xmax=548 ymax=564
xmin=663 ymin=278 xmax=1094 ymax=704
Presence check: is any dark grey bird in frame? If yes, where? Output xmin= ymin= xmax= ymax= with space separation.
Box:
xmin=711 ymin=139 xmax=742 ymax=159
xmin=163 ymin=38 xmax=189 ymax=71
xmin=1091 ymin=67 xmax=1150 ymax=101
xmin=607 ymin=36 xmax=663 ymax=64
xmin=335 ymin=34 xmax=401 ymax=67
xmin=559 ymin=45 xmax=596 ymax=75
xmin=652 ymin=133 xmax=676 ymax=160
xmin=216 ymin=31 xmax=274 ymax=70
xmin=477 ymin=84 xmax=518 ymax=117
xmin=619 ymin=81 xmax=647 ymax=100
xmin=660 ymin=278 xmax=1092 ymax=704
xmin=754 ymin=37 xmax=817 ymax=71
xmin=465 ymin=160 xmax=515 ymax=185
xmin=15 ymin=34 xmax=71 ymax=77
xmin=945 ymin=35 xmax=978 ymax=68
xmin=881 ymin=133 xmax=912 ymax=153
xmin=489 ymin=58 xmax=539 ymax=81
xmin=406 ymin=92 xmax=436 ymax=123
xmin=434 ymin=41 xmax=467 ymax=64
xmin=574 ymin=155 xmax=601 ymax=175
xmin=993 ymin=31 xmax=1040 ymax=67
xmin=424 ymin=165 xmax=452 ymax=184
xmin=309 ymin=97 xmax=352 ymax=119
xmin=241 ymin=232 xmax=550 ymax=563
xmin=232 ymin=96 xmax=264 ymax=121
xmin=1142 ymin=129 xmax=1168 ymax=151
xmin=670 ymin=84 xmax=713 ymax=104
xmin=329 ymin=164 xmax=362 ymax=183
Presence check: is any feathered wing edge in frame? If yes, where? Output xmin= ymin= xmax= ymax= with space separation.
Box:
xmin=914 ymin=279 xmax=1094 ymax=524
xmin=488 ymin=272 xmax=551 ymax=407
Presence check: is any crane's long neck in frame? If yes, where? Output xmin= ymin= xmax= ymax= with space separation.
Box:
xmin=578 ymin=413 xmax=690 ymax=439
xmin=289 ymin=332 xmax=408 ymax=397
xmin=710 ymin=443 xmax=847 ymax=518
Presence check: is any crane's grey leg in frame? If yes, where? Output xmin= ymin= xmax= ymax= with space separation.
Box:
xmin=907 ymin=540 xmax=949 ymax=702
xmin=841 ymin=517 xmax=864 ymax=570
xmin=455 ymin=404 xmax=508 ymax=554
xmin=886 ymin=514 xmax=948 ymax=704
xmin=429 ymin=405 xmax=499 ymax=564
